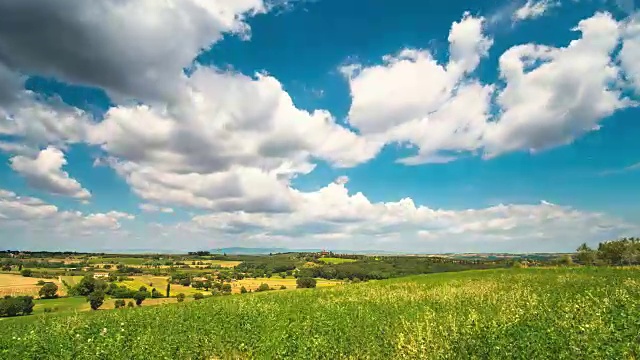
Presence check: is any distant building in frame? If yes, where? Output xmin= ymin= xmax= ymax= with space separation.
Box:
xmin=93 ymin=273 xmax=109 ymax=279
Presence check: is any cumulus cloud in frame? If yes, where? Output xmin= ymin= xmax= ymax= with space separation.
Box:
xmin=342 ymin=14 xmax=494 ymax=164
xmin=484 ymin=12 xmax=629 ymax=156
xmin=9 ymin=146 xmax=91 ymax=200
xmin=513 ymin=0 xmax=559 ymax=22
xmin=0 ymin=0 xmax=266 ymax=103
xmin=87 ymin=67 xmax=380 ymax=211
xmin=342 ymin=12 xmax=635 ymax=164
xmin=620 ymin=15 xmax=640 ymax=93
xmin=0 ymin=189 xmax=132 ymax=231
xmin=180 ymin=181 xmax=636 ymax=252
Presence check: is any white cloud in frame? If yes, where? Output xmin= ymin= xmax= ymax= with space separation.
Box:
xmin=484 ymin=12 xmax=629 ymax=156
xmin=180 ymin=179 xmax=635 ymax=252
xmin=9 ymin=146 xmax=91 ymax=200
xmin=0 ymin=0 xmax=266 ymax=103
xmin=513 ymin=0 xmax=559 ymax=22
xmin=342 ymin=12 xmax=634 ymax=164
xmin=139 ymin=203 xmax=174 ymax=214
xmin=88 ymin=67 xmax=380 ymax=211
xmin=0 ymin=189 xmax=132 ymax=231
xmin=620 ymin=15 xmax=640 ymax=93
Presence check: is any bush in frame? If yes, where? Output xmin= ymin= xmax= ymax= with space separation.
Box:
xmin=20 ymin=269 xmax=33 ymax=277
xmin=240 ymin=286 xmax=247 ymax=294
xmin=114 ymin=299 xmax=126 ymax=309
xmin=221 ymin=283 xmax=232 ymax=294
xmin=280 ymin=285 xmax=287 ymax=290
xmin=256 ymin=283 xmax=270 ymax=292
xmin=127 ymin=301 xmax=135 ymax=308
xmin=0 ymin=296 xmax=34 ymax=317
xmin=87 ymin=291 xmax=105 ymax=310
xmin=39 ymin=282 xmax=59 ymax=299
xmin=193 ymin=293 xmax=204 ymax=300
xmin=36 ymin=280 xmax=46 ymax=286
xmin=176 ymin=293 xmax=186 ymax=302
xmin=296 ymin=277 xmax=317 ymax=289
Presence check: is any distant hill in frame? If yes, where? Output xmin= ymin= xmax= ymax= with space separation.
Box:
xmin=210 ymin=247 xmax=400 ymax=255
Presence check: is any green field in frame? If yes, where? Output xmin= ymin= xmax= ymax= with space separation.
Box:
xmin=1 ymin=267 xmax=638 ymax=359
xmin=33 ymin=297 xmax=90 ymax=314
xmin=318 ymin=257 xmax=358 ymax=264
xmin=87 ymin=257 xmax=147 ymax=265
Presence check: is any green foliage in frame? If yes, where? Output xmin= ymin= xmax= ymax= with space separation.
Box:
xmin=193 ymin=293 xmax=204 ymax=300
xmin=256 ymin=283 xmax=271 ymax=292
xmin=0 ymin=296 xmax=34 ymax=317
xmin=0 ymin=268 xmax=638 ymax=359
xmin=114 ymin=299 xmax=126 ymax=309
xmin=296 ymin=277 xmax=317 ymax=289
xmin=38 ymin=282 xmax=58 ymax=299
xmin=240 ymin=286 xmax=247 ymax=294
xmin=221 ymin=283 xmax=232 ymax=294
xmin=127 ymin=301 xmax=134 ymax=308
xmin=87 ymin=291 xmax=105 ymax=310
xmin=20 ymin=269 xmax=33 ymax=277
xmin=176 ymin=293 xmax=186 ymax=302
xmin=133 ymin=291 xmax=149 ymax=306
xmin=72 ymin=275 xmax=107 ymax=296
xmin=279 ymin=285 xmax=287 ymax=290
xmin=166 ymin=282 xmax=171 ymax=298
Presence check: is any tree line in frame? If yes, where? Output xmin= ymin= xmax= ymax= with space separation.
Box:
xmin=575 ymin=238 xmax=640 ymax=265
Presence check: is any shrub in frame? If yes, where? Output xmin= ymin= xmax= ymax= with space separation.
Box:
xmin=296 ymin=277 xmax=317 ymax=289
xmin=221 ymin=283 xmax=232 ymax=294
xmin=193 ymin=293 xmax=204 ymax=300
xmin=20 ymin=269 xmax=33 ymax=277
xmin=280 ymin=285 xmax=287 ymax=290
xmin=114 ymin=299 xmax=126 ymax=309
xmin=0 ymin=296 xmax=35 ymax=317
xmin=176 ymin=293 xmax=186 ymax=302
xmin=256 ymin=283 xmax=270 ymax=292
xmin=127 ymin=301 xmax=135 ymax=308
xmin=36 ymin=280 xmax=46 ymax=286
xmin=240 ymin=286 xmax=247 ymax=294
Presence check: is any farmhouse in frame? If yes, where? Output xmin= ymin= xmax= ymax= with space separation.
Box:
xmin=93 ymin=273 xmax=109 ymax=279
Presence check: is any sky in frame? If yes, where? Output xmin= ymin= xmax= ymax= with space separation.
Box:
xmin=0 ymin=0 xmax=639 ymax=253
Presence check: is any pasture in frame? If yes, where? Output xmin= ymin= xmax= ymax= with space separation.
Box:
xmin=318 ymin=257 xmax=357 ymax=264
xmin=232 ymin=277 xmax=342 ymax=293
xmin=2 ymin=267 xmax=638 ymax=359
xmin=0 ymin=274 xmax=66 ymax=297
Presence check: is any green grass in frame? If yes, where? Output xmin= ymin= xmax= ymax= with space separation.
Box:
xmin=33 ymin=297 xmax=90 ymax=314
xmin=318 ymin=257 xmax=358 ymax=264
xmin=1 ymin=267 xmax=639 ymax=359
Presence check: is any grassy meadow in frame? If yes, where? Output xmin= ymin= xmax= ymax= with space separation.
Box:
xmin=318 ymin=257 xmax=357 ymax=264
xmin=1 ymin=267 xmax=638 ymax=359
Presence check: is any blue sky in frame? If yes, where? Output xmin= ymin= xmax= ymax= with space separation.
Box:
xmin=0 ymin=0 xmax=638 ymax=252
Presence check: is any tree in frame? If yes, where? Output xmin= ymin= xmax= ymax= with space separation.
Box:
xmin=1 ymin=264 xmax=11 ymax=271
xmin=151 ymin=288 xmax=163 ymax=298
xmin=176 ymin=293 xmax=186 ymax=302
xmin=133 ymin=291 xmax=148 ymax=306
xmin=280 ymin=285 xmax=287 ymax=290
xmin=127 ymin=301 xmax=135 ymax=308
xmin=74 ymin=275 xmax=97 ymax=296
xmin=20 ymin=269 xmax=33 ymax=277
xmin=193 ymin=292 xmax=204 ymax=300
xmin=114 ymin=299 xmax=126 ymax=309
xmin=108 ymin=272 xmax=118 ymax=282
xmin=166 ymin=282 xmax=171 ymax=298
xmin=296 ymin=277 xmax=317 ymax=289
xmin=39 ymin=282 xmax=58 ymax=299
xmin=240 ymin=286 xmax=247 ymax=294
xmin=576 ymin=243 xmax=597 ymax=265
xmin=87 ymin=291 xmax=105 ymax=310
xmin=138 ymin=286 xmax=147 ymax=293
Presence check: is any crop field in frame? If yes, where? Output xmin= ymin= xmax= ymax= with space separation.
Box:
xmin=318 ymin=257 xmax=357 ymax=264
xmin=232 ymin=277 xmax=342 ymax=293
xmin=0 ymin=274 xmax=66 ymax=297
xmin=1 ymin=267 xmax=638 ymax=359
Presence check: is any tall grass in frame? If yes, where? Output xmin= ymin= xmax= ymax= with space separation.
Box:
xmin=1 ymin=267 xmax=638 ymax=359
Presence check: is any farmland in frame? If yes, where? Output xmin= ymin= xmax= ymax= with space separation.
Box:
xmin=318 ymin=257 xmax=357 ymax=264
xmin=1 ymin=267 xmax=638 ymax=359
xmin=0 ymin=274 xmax=66 ymax=297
